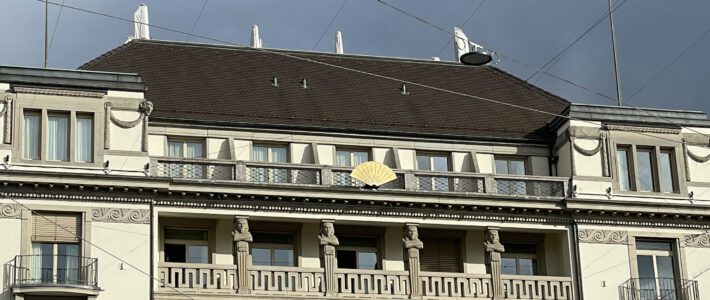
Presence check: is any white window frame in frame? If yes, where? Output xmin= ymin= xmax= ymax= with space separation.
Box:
xmin=20 ymin=109 xmax=96 ymax=164
xmin=615 ymin=145 xmax=678 ymax=193
xmin=335 ymin=148 xmax=370 ymax=167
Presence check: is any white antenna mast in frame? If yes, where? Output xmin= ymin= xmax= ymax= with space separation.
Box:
xmin=335 ymin=31 xmax=344 ymax=54
xmin=251 ymin=25 xmax=262 ymax=48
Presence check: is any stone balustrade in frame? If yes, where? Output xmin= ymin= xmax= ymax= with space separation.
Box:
xmin=420 ymin=272 xmax=492 ymax=298
xmin=502 ymin=275 xmax=573 ymax=300
xmin=250 ymin=265 xmax=325 ymax=296
xmin=158 ymin=262 xmax=236 ymax=291
xmin=335 ymin=269 xmax=410 ymax=298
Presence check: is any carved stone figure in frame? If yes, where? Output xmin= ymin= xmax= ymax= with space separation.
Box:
xmin=233 ymin=218 xmax=253 ymax=242
xmin=319 ymin=220 xmax=338 ymax=296
xmin=232 ymin=217 xmax=252 ymax=294
xmin=484 ymin=228 xmax=505 ymax=300
xmin=318 ymin=221 xmax=340 ymax=248
xmin=403 ymin=224 xmax=423 ymax=298
xmin=402 ymin=224 xmax=424 ymax=251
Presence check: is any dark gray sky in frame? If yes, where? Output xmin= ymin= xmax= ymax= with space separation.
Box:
xmin=2 ymin=0 xmax=709 ymax=113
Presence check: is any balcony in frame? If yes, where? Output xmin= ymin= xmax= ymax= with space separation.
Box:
xmin=7 ymin=254 xmax=99 ymax=296
xmin=158 ymin=263 xmax=573 ymax=299
xmin=619 ymin=277 xmax=699 ymax=300
xmin=151 ymin=158 xmax=567 ymax=198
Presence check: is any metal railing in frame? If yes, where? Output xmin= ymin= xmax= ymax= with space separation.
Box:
xmin=151 ymin=159 xmax=567 ymax=197
xmin=619 ymin=277 xmax=699 ymax=300
xmin=9 ymin=254 xmax=99 ymax=289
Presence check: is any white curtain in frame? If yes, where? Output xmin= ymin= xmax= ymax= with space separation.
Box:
xmin=57 ymin=244 xmax=80 ymax=284
xmin=271 ymin=147 xmax=287 ymax=163
xmin=168 ymin=141 xmax=183 ymax=157
xmin=352 ymin=151 xmax=368 ymax=166
xmin=75 ymin=118 xmax=93 ymax=162
xmin=336 ymin=151 xmax=350 ymax=166
xmin=186 ymin=143 xmax=204 ymax=178
xmin=47 ymin=116 xmax=69 ymax=161
xmin=270 ymin=147 xmax=288 ymax=182
xmin=31 ymin=243 xmax=44 ymax=283
xmin=252 ymin=146 xmax=268 ymax=182
xmin=23 ymin=115 xmax=40 ymax=160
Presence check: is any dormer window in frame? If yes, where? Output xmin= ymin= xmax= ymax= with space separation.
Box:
xmin=616 ymin=145 xmax=676 ymax=193
xmin=22 ymin=110 xmax=95 ymax=163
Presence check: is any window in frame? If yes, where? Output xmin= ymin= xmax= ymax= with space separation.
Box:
xmin=416 ymin=153 xmax=451 ymax=191
xmin=167 ymin=139 xmax=205 ymax=178
xmin=252 ymin=233 xmax=295 ymax=267
xmin=30 ymin=212 xmax=81 ymax=285
xmin=501 ymin=243 xmax=539 ymax=275
xmin=635 ymin=240 xmax=678 ymax=300
xmin=420 ymin=237 xmax=462 ymax=273
xmin=336 ymin=236 xmax=379 ymax=270
xmin=252 ymin=145 xmax=288 ymax=183
xmin=164 ymin=228 xmax=209 ymax=264
xmin=616 ymin=146 xmax=677 ymax=193
xmin=335 ymin=149 xmax=369 ymax=167
xmin=495 ymin=157 xmax=527 ymax=195
xmin=21 ymin=110 xmax=95 ymax=163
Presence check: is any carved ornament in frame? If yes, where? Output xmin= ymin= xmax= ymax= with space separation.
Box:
xmin=13 ymin=87 xmax=105 ymax=98
xmin=687 ymin=148 xmax=710 ymax=163
xmin=0 ymin=203 xmax=22 ymax=218
xmin=91 ymin=208 xmax=150 ymax=224
xmin=606 ymin=125 xmax=681 ymax=135
xmin=107 ymin=101 xmax=153 ymax=129
xmin=578 ymin=229 xmax=628 ymax=244
xmin=572 ymin=134 xmax=605 ymax=156
xmin=683 ymin=234 xmax=710 ymax=248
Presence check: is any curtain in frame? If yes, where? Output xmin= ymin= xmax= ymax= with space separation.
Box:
xmin=47 ymin=116 xmax=69 ymax=161
xmin=352 ymin=151 xmax=368 ymax=166
xmin=186 ymin=143 xmax=204 ymax=178
xmin=270 ymin=147 xmax=288 ymax=182
xmin=167 ymin=142 xmax=183 ymax=177
xmin=271 ymin=147 xmax=287 ymax=163
xmin=31 ymin=243 xmax=53 ymax=284
xmin=336 ymin=151 xmax=350 ymax=166
xmin=57 ymin=244 xmax=80 ymax=284
xmin=75 ymin=117 xmax=93 ymax=162
xmin=23 ymin=115 xmax=40 ymax=160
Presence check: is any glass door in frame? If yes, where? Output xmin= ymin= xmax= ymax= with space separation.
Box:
xmin=636 ymin=241 xmax=677 ymax=300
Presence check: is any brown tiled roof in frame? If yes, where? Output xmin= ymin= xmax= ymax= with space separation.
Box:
xmin=80 ymin=40 xmax=569 ymax=142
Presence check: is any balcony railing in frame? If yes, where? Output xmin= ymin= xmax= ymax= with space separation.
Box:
xmin=619 ymin=277 xmax=699 ymax=300
xmin=9 ymin=254 xmax=99 ymax=289
xmin=151 ymin=159 xmax=567 ymax=197
xmin=157 ymin=262 xmax=573 ymax=299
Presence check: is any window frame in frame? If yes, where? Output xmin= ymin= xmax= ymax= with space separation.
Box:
xmin=251 ymin=231 xmax=296 ymax=267
xmin=613 ymin=144 xmax=680 ymax=194
xmin=501 ymin=249 xmax=539 ymax=275
xmin=18 ymin=108 xmax=99 ymax=166
xmin=415 ymin=152 xmax=451 ymax=172
xmin=334 ymin=147 xmax=371 ymax=167
xmin=251 ymin=144 xmax=289 ymax=163
xmin=628 ymin=235 xmax=686 ymax=300
xmin=494 ymin=156 xmax=529 ymax=175
xmin=336 ymin=235 xmax=381 ymax=270
xmin=163 ymin=227 xmax=210 ymax=264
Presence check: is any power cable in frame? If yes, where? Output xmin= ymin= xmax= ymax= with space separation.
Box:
xmin=0 ymin=196 xmax=196 ymax=300
xmin=186 ymin=0 xmax=209 ymax=42
xmin=526 ymin=0 xmax=629 ymax=82
xmin=47 ymin=0 xmax=66 ymax=60
xmin=312 ymin=0 xmax=348 ymax=51
xmin=433 ymin=0 xmax=487 ymax=58
xmin=375 ymin=0 xmax=448 ymax=34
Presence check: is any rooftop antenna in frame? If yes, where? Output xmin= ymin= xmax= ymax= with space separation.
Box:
xmin=608 ymin=0 xmax=623 ymax=106
xmin=44 ymin=0 xmax=48 ymax=67
xmin=127 ymin=4 xmax=150 ymax=42
xmin=454 ymin=27 xmax=492 ymax=66
xmin=251 ymin=25 xmax=262 ymax=48
xmin=335 ymin=31 xmax=344 ymax=54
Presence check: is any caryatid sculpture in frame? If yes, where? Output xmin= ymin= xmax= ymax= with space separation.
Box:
xmin=232 ymin=217 xmax=253 ymax=293
xmin=403 ymin=224 xmax=423 ymax=298
xmin=318 ymin=220 xmax=339 ymax=296
xmin=484 ymin=227 xmax=505 ymax=300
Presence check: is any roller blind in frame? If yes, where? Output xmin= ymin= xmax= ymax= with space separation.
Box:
xmin=32 ymin=212 xmax=81 ymax=243
xmin=420 ymin=237 xmax=461 ymax=273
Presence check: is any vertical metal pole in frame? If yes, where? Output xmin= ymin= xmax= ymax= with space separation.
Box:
xmin=608 ymin=0 xmax=623 ymax=106
xmin=44 ymin=0 xmax=49 ymax=68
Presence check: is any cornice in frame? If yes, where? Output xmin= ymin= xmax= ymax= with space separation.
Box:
xmin=13 ymin=86 xmax=105 ymax=98
xmin=606 ymin=124 xmax=681 ymax=135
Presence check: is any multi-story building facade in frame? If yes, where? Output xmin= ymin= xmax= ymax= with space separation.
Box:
xmin=0 ymin=39 xmax=709 ymax=300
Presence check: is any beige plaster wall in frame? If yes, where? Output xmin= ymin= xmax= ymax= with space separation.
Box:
xmin=573 ymin=138 xmax=603 ymax=177
xmin=382 ymin=226 xmax=404 ymax=271
xmin=147 ymin=134 xmax=166 ymax=156
xmin=299 ymin=223 xmax=320 ymax=268
xmin=92 ymin=222 xmax=150 ymax=300
xmin=685 ymin=247 xmax=710 ymax=298
xmin=291 ymin=143 xmax=313 ymax=164
xmin=0 ymin=217 xmax=22 ymax=300
xmin=317 ymin=145 xmax=335 ymax=165
xmin=452 ymin=152 xmax=474 ymax=172
xmin=687 ymin=145 xmax=710 ymax=183
xmin=556 ymin=143 xmax=572 ymax=177
xmin=579 ymin=242 xmax=631 ymax=299
xmin=213 ymin=219 xmax=233 ymax=265
xmin=398 ymin=149 xmax=415 ymax=170
xmin=233 ymin=139 xmax=251 ymax=161
xmin=373 ymin=148 xmax=395 ymax=167
xmin=464 ymin=230 xmax=485 ymax=274
xmin=206 ymin=138 xmax=230 ymax=159
xmin=476 ymin=153 xmax=494 ymax=174
xmin=108 ymin=111 xmax=143 ymax=152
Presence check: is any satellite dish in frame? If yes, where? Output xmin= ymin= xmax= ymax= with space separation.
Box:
xmin=460 ymin=50 xmax=492 ymax=66
xmin=350 ymin=161 xmax=397 ymax=190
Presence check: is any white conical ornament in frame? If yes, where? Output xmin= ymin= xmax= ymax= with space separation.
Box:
xmin=335 ymin=31 xmax=344 ymax=54
xmin=350 ymin=161 xmax=397 ymax=189
xmin=134 ymin=4 xmax=150 ymax=40
xmin=453 ymin=27 xmax=469 ymax=62
xmin=251 ymin=25 xmax=262 ymax=48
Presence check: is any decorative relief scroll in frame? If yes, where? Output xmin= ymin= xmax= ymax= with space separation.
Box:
xmin=572 ymin=137 xmax=602 ymax=156
xmin=91 ymin=208 xmax=150 ymax=224
xmin=570 ymin=131 xmax=610 ymax=176
xmin=687 ymin=148 xmax=710 ymax=163
xmin=683 ymin=234 xmax=710 ymax=248
xmin=104 ymin=100 xmax=153 ymax=151
xmin=578 ymin=229 xmax=628 ymax=244
xmin=2 ymin=95 xmax=12 ymax=144
xmin=0 ymin=203 xmax=22 ymax=218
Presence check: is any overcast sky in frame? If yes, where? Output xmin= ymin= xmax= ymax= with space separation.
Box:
xmin=2 ymin=0 xmax=709 ymax=114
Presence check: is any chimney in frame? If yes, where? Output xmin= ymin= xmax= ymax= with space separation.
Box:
xmin=133 ymin=4 xmax=150 ymax=40
xmin=251 ymin=25 xmax=262 ymax=48
xmin=335 ymin=31 xmax=344 ymax=54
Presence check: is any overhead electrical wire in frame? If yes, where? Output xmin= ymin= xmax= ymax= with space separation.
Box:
xmin=433 ymin=0 xmax=487 ymax=58
xmin=186 ymin=0 xmax=209 ymax=41
xmin=312 ymin=0 xmax=348 ymax=51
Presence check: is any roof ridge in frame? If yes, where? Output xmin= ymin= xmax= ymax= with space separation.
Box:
xmin=487 ymin=66 xmax=570 ymax=107
xmin=79 ymin=40 xmax=136 ymax=70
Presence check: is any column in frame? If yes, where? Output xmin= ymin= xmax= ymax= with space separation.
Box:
xmin=485 ymin=227 xmax=505 ymax=300
xmin=318 ymin=220 xmax=339 ymax=296
xmin=232 ymin=216 xmax=253 ymax=294
xmin=402 ymin=223 xmax=423 ymax=299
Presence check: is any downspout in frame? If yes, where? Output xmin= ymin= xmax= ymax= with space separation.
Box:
xmin=572 ymin=220 xmax=585 ymax=300
xmin=149 ymin=200 xmax=155 ymax=300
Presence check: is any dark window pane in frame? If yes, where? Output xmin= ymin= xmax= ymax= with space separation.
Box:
xmin=518 ymin=258 xmax=536 ymax=275
xmin=337 ymin=250 xmax=357 ymax=269
xmin=501 ymin=258 xmax=517 ymax=275
xmin=253 ymin=233 xmax=294 ymax=245
xmin=339 ymin=236 xmax=378 ymax=248
xmin=358 ymin=252 xmax=378 ymax=270
xmin=164 ymin=244 xmax=186 ymax=263
xmin=187 ymin=245 xmax=208 ymax=264
xmin=637 ymin=241 xmax=672 ymax=251
xmin=504 ymin=243 xmax=537 ymax=254
xmin=252 ymin=248 xmax=272 ymax=266
xmin=495 ymin=160 xmax=509 ymax=175
xmin=617 ymin=149 xmax=631 ymax=191
xmin=273 ymin=249 xmax=294 ymax=267
xmin=416 ymin=155 xmax=431 ymax=171
xmin=510 ymin=160 xmax=526 ymax=175
xmin=637 ymin=150 xmax=655 ymax=192
xmin=165 ymin=229 xmax=208 ymax=241
xmin=659 ymin=151 xmax=674 ymax=193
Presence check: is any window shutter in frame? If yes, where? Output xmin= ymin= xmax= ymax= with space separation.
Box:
xmin=32 ymin=212 xmax=81 ymax=243
xmin=420 ymin=237 xmax=462 ymax=273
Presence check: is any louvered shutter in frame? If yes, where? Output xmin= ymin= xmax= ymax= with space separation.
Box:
xmin=32 ymin=212 xmax=81 ymax=243
xmin=420 ymin=237 xmax=462 ymax=273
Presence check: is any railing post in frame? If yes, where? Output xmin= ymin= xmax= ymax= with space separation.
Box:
xmin=321 ymin=166 xmax=333 ymax=186
xmin=485 ymin=227 xmax=505 ymax=300
xmin=235 ymin=161 xmax=247 ymax=181
xmin=485 ymin=176 xmax=495 ymax=195
xmin=403 ymin=223 xmax=423 ymax=299
xmin=319 ymin=220 xmax=339 ymax=297
xmin=404 ymin=172 xmax=417 ymax=190
xmin=232 ymin=216 xmax=253 ymax=294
